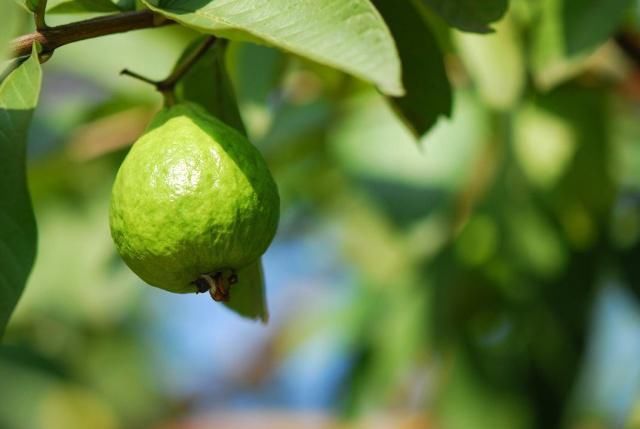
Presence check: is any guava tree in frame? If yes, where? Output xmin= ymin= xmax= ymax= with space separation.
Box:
xmin=1 ymin=0 xmax=501 ymax=332
xmin=2 ymin=0 xmax=640 ymax=426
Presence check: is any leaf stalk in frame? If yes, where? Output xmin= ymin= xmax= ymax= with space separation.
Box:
xmin=120 ymin=36 xmax=217 ymax=107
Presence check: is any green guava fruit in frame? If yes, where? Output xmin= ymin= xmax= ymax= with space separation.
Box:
xmin=109 ymin=103 xmax=279 ymax=296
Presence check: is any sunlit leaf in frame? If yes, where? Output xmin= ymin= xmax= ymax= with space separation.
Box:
xmin=142 ymin=0 xmax=404 ymax=96
xmin=0 ymin=46 xmax=42 ymax=336
xmin=454 ymin=15 xmax=525 ymax=110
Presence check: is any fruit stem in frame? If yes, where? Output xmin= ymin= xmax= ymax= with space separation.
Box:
xmin=162 ymin=36 xmax=217 ymax=89
xmin=119 ymin=36 xmax=217 ymax=107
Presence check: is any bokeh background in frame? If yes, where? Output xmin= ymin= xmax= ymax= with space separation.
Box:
xmin=3 ymin=0 xmax=640 ymax=428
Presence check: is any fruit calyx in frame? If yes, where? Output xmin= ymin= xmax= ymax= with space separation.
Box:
xmin=193 ymin=269 xmax=239 ymax=302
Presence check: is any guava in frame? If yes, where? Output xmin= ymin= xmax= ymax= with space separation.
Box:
xmin=109 ymin=103 xmax=279 ymax=297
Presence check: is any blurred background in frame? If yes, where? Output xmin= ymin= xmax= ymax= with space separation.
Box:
xmin=3 ymin=0 xmax=640 ymax=428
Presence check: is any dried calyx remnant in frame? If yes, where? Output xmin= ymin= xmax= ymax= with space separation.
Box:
xmin=193 ymin=269 xmax=238 ymax=302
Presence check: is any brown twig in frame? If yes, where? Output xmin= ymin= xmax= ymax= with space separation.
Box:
xmin=120 ymin=36 xmax=217 ymax=106
xmin=10 ymin=10 xmax=173 ymax=59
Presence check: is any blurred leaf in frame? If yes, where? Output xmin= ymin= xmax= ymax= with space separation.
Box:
xmin=562 ymin=0 xmax=632 ymax=55
xmin=0 ymin=0 xmax=33 ymax=67
xmin=40 ymin=385 xmax=118 ymax=429
xmin=513 ymin=100 xmax=576 ymax=189
xmin=72 ymin=334 xmax=165 ymax=425
xmin=47 ymin=0 xmax=122 ymax=14
xmin=331 ymin=90 xmax=487 ymax=190
xmin=530 ymin=0 xmax=621 ymax=89
xmin=45 ymin=24 xmax=191 ymax=96
xmin=530 ymin=0 xmax=578 ymax=89
xmin=0 ymin=356 xmax=54 ymax=429
xmin=373 ymin=0 xmax=452 ymax=137
xmin=437 ymin=353 xmax=531 ymax=429
xmin=223 ymin=259 xmax=269 ymax=323
xmin=142 ymin=0 xmax=404 ymax=96
xmin=421 ymin=0 xmax=509 ymax=33
xmin=455 ymin=214 xmax=499 ymax=266
xmin=227 ymin=42 xmax=284 ymax=107
xmin=0 ymin=2 xmax=21 ymax=64
xmin=345 ymin=282 xmax=428 ymax=412
xmin=21 ymin=0 xmax=41 ymax=12
xmin=0 ymin=47 xmax=41 ymax=337
xmin=12 ymin=194 xmax=139 ymax=326
xmin=507 ymin=208 xmax=567 ymax=279
xmin=455 ymin=15 xmax=525 ymax=110
xmin=176 ymin=38 xmax=247 ymax=136
xmin=226 ymin=42 xmax=285 ymax=141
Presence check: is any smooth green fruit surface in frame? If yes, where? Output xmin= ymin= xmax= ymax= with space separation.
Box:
xmin=109 ymin=103 xmax=279 ymax=293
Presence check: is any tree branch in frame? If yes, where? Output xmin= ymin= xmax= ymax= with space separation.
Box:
xmin=10 ymin=10 xmax=173 ymax=59
xmin=121 ymin=36 xmax=217 ymax=106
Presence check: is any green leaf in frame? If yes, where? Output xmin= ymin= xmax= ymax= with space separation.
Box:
xmin=529 ymin=0 xmax=586 ymax=89
xmin=223 ymin=259 xmax=269 ymax=323
xmin=373 ymin=0 xmax=452 ymax=137
xmin=226 ymin=42 xmax=284 ymax=107
xmin=454 ymin=14 xmax=525 ymax=110
xmin=0 ymin=2 xmax=21 ymax=64
xmin=225 ymin=42 xmax=285 ymax=141
xmin=531 ymin=0 xmax=631 ymax=89
xmin=0 ymin=46 xmax=42 ymax=337
xmin=562 ymin=0 xmax=632 ymax=55
xmin=47 ymin=0 xmax=129 ymax=14
xmin=141 ymin=0 xmax=404 ymax=96
xmin=421 ymin=0 xmax=509 ymax=33
xmin=48 ymin=0 xmax=119 ymax=13
xmin=175 ymin=38 xmax=247 ymax=136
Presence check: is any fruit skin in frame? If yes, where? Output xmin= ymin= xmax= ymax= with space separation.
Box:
xmin=109 ymin=103 xmax=279 ymax=293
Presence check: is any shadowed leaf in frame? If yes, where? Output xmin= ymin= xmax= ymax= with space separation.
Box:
xmin=0 ymin=46 xmax=42 ymax=336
